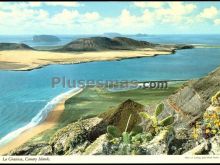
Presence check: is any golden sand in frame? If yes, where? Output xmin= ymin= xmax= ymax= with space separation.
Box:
xmin=0 ymin=49 xmax=172 ymax=71
xmin=0 ymin=88 xmax=83 ymax=155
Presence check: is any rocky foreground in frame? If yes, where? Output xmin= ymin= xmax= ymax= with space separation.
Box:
xmin=7 ymin=67 xmax=220 ymax=155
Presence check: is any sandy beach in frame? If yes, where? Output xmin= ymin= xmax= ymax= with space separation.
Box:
xmin=0 ymin=47 xmax=175 ymax=155
xmin=0 ymin=48 xmax=173 ymax=71
xmin=0 ymin=88 xmax=83 ymax=155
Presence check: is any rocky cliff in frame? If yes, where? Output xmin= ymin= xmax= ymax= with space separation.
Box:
xmin=163 ymin=67 xmax=220 ymax=132
xmin=7 ymin=67 xmax=220 ymax=155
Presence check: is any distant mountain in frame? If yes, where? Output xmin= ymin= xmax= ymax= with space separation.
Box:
xmin=102 ymin=33 xmax=122 ymax=38
xmin=57 ymin=37 xmax=157 ymax=51
xmin=33 ymin=35 xmax=61 ymax=42
xmin=56 ymin=36 xmax=194 ymax=52
xmin=0 ymin=43 xmax=33 ymax=50
xmin=132 ymin=33 xmax=148 ymax=37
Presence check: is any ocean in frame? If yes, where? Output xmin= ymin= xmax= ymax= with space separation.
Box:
xmin=0 ymin=34 xmax=220 ymax=146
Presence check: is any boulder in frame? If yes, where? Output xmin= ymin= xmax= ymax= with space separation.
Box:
xmin=140 ymin=127 xmax=175 ymax=154
xmin=83 ymin=134 xmax=108 ymax=155
xmin=50 ymin=117 xmax=102 ymax=155
xmin=9 ymin=143 xmax=49 ymax=156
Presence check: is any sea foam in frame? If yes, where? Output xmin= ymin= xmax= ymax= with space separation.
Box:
xmin=0 ymin=88 xmax=81 ymax=147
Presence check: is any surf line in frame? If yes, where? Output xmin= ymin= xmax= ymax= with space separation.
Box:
xmin=0 ymin=87 xmax=83 ymax=150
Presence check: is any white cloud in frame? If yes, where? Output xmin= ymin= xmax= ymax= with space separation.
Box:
xmin=133 ymin=2 xmax=197 ymax=25
xmin=27 ymin=2 xmax=42 ymax=7
xmin=50 ymin=9 xmax=79 ymax=25
xmin=44 ymin=2 xmax=80 ymax=7
xmin=167 ymin=2 xmax=196 ymax=15
xmin=94 ymin=8 xmax=155 ymax=34
xmin=214 ymin=19 xmax=220 ymax=25
xmin=0 ymin=3 xmax=197 ymax=34
xmin=0 ymin=2 xmax=43 ymax=10
xmin=119 ymin=9 xmax=137 ymax=27
xmin=199 ymin=6 xmax=218 ymax=19
xmin=83 ymin=12 xmax=100 ymax=21
xmin=141 ymin=9 xmax=153 ymax=24
xmin=133 ymin=2 xmax=164 ymax=9
xmin=0 ymin=7 xmax=52 ymax=35
xmin=133 ymin=2 xmax=196 ymax=16
xmin=36 ymin=9 xmax=49 ymax=20
xmin=152 ymin=2 xmax=197 ymax=25
xmin=98 ymin=18 xmax=115 ymax=30
xmin=0 ymin=2 xmax=81 ymax=10
xmin=1 ymin=2 xmax=220 ymax=34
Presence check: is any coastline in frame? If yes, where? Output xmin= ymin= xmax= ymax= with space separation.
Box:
xmin=0 ymin=88 xmax=83 ymax=155
xmin=0 ymin=49 xmax=174 ymax=71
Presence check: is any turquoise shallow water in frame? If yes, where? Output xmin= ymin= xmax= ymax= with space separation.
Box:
xmin=0 ymin=35 xmax=220 ymax=146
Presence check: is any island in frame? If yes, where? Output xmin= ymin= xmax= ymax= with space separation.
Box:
xmin=0 ymin=37 xmax=193 ymax=71
xmin=102 ymin=32 xmax=122 ymax=37
xmin=33 ymin=35 xmax=61 ymax=42
xmin=132 ymin=33 xmax=148 ymax=37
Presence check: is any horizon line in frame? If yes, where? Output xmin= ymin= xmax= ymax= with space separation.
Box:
xmin=1 ymin=33 xmax=220 ymax=36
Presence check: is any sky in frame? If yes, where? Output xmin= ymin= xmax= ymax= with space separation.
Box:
xmin=1 ymin=1 xmax=220 ymax=35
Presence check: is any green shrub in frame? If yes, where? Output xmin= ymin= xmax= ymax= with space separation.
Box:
xmin=104 ymin=103 xmax=174 ymax=155
xmin=107 ymin=125 xmax=121 ymax=139
xmin=139 ymin=103 xmax=174 ymax=135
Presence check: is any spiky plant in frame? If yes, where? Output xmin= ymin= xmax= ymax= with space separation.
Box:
xmin=139 ymin=103 xmax=174 ymax=135
xmin=107 ymin=125 xmax=121 ymax=139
